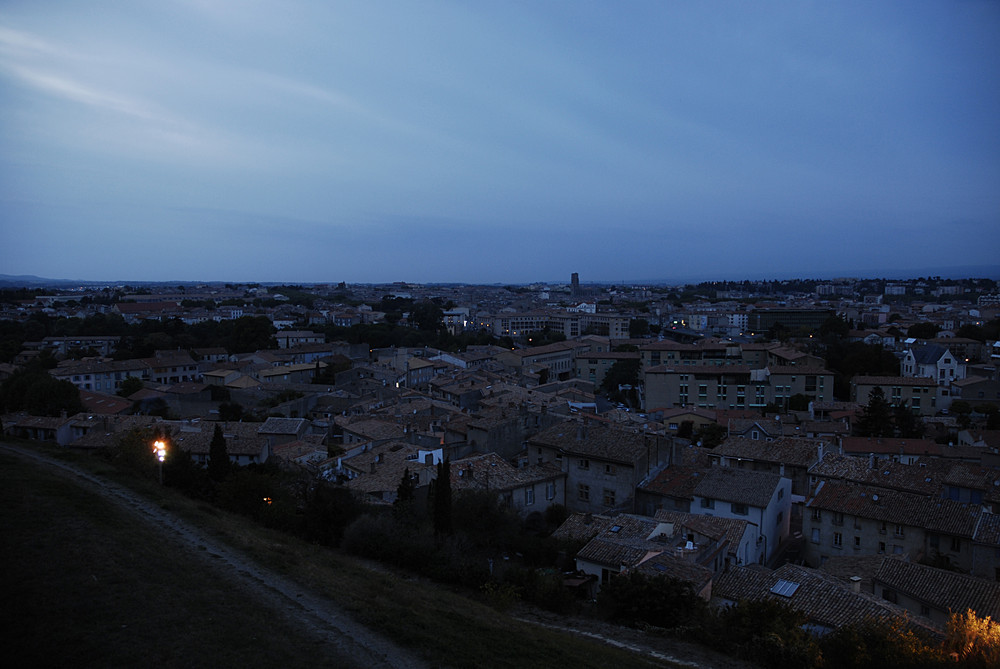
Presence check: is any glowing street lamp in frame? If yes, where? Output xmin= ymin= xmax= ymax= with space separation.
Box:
xmin=153 ymin=440 xmax=166 ymax=484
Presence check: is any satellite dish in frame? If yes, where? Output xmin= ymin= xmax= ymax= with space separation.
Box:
xmin=872 ymin=494 xmax=879 ymax=501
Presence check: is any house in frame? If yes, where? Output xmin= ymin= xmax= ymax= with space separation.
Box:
xmin=574 ymin=351 xmax=640 ymax=389
xmin=258 ymin=417 xmax=309 ymax=449
xmin=497 ymin=340 xmax=590 ymax=383
xmin=342 ymin=442 xmax=440 ymax=504
xmin=713 ymin=563 xmax=935 ymax=636
xmin=709 ymin=436 xmax=827 ymax=499
xmin=901 ymin=343 xmax=966 ymax=410
xmin=257 ymin=362 xmax=326 ymax=384
xmin=570 ymin=512 xmax=717 ymax=595
xmin=643 ymin=364 xmax=834 ymax=413
xmin=144 ymin=350 xmax=200 ymax=385
xmin=690 ymin=467 xmax=791 ymax=565
xmin=528 ymin=420 xmax=672 ymax=515
xmin=170 ymin=421 xmax=271 ymax=467
xmin=274 ymin=330 xmax=324 ymax=349
xmin=450 ymin=452 xmax=566 ymax=519
xmin=2 ymin=414 xmax=75 ymax=445
xmin=51 ymin=358 xmax=150 ymax=393
xmin=465 ymin=404 xmax=562 ymax=461
xmin=803 ymin=480 xmax=986 ymax=574
xmin=656 ymin=407 xmax=717 ymax=435
xmin=951 ymin=376 xmax=1000 ymax=409
xmin=871 ymin=558 xmax=1000 ymax=625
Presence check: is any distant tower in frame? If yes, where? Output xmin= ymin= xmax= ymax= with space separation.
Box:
xmin=571 ymin=272 xmax=580 ymax=297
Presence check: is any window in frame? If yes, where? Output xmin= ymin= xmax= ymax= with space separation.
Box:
xmin=778 ymin=488 xmax=784 ymax=500
xmin=545 ymin=481 xmax=555 ymax=500
xmin=854 ymin=536 xmax=861 ymax=550
xmin=811 ymin=508 xmax=822 ymax=521
xmin=525 ymin=487 xmax=534 ymax=505
xmin=833 ymin=512 xmax=844 ymax=526
xmin=732 ymin=503 xmax=748 ymax=516
xmin=578 ymin=484 xmax=590 ymax=501
xmin=700 ymin=497 xmax=715 ymax=509
xmin=604 ymin=464 xmax=616 ymax=475
xmin=951 ymin=537 xmax=961 ymax=552
xmin=811 ymin=528 xmax=820 ymax=543
xmin=920 ymin=604 xmax=931 ymax=617
xmin=578 ymin=459 xmax=590 ymax=470
xmin=894 ymin=524 xmax=905 ymax=538
xmin=834 ymin=532 xmax=843 ymax=548
xmin=878 ymin=541 xmax=886 ymax=554
xmin=603 ymin=489 xmax=616 ymax=507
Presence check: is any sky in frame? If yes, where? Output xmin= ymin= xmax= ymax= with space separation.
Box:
xmin=1 ymin=1 xmax=998 ymax=285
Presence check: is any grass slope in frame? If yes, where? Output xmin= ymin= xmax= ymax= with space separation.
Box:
xmin=0 ymin=448 xmax=679 ymax=668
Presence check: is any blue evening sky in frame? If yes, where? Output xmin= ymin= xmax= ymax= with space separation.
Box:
xmin=1 ymin=1 xmax=998 ymax=284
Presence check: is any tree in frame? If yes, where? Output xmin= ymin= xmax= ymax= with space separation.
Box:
xmin=893 ymin=402 xmax=924 ymax=439
xmin=907 ymin=322 xmax=940 ymax=340
xmin=208 ymin=424 xmax=231 ymax=483
xmin=694 ymin=423 xmax=728 ymax=448
xmin=117 ymin=376 xmax=144 ymax=398
xmin=432 ymin=460 xmax=452 ymax=538
xmin=411 ymin=300 xmax=444 ymax=332
xmin=599 ymin=358 xmax=641 ymax=407
xmin=629 ymin=318 xmax=650 ymax=338
xmin=945 ymin=609 xmax=1000 ymax=668
xmin=394 ymin=467 xmax=416 ymax=518
xmin=856 ymin=386 xmax=894 ymax=437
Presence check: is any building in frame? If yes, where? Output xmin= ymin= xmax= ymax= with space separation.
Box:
xmin=852 ymin=376 xmax=939 ymax=415
xmin=644 ymin=364 xmax=833 ymax=412
xmin=528 ymin=420 xmax=672 ymax=515
xmin=690 ymin=467 xmax=791 ymax=565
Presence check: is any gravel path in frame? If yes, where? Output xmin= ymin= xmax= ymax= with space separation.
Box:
xmin=1 ymin=443 xmax=427 ymax=669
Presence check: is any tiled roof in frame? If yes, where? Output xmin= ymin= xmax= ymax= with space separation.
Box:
xmin=693 ymin=467 xmax=783 ymax=508
xmin=807 ymin=480 xmax=981 ymax=537
xmin=975 ymin=513 xmax=1000 ymax=546
xmin=713 ymin=563 xmax=935 ymax=633
xmin=450 ymin=452 xmax=564 ymax=492
xmin=259 ymin=417 xmax=307 ymax=435
xmin=170 ymin=421 xmax=269 ymax=456
xmin=551 ymin=512 xmax=615 ymax=543
xmin=908 ymin=344 xmax=949 ymax=365
xmin=874 ymin=559 xmax=1000 ymax=619
xmin=528 ymin=420 xmax=660 ymax=465
xmin=713 ymin=436 xmax=825 ymax=469
xmin=841 ymin=437 xmax=941 ymax=457
xmin=727 ymin=418 xmax=783 ymax=437
xmin=853 ymin=376 xmax=938 ymax=387
xmin=809 ymin=453 xmax=944 ymax=496
xmin=634 ymin=552 xmax=713 ymax=590
xmin=653 ymin=509 xmax=753 ymax=555
xmin=639 ymin=466 xmax=703 ymax=500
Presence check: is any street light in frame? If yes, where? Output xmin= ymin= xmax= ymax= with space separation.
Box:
xmin=153 ymin=439 xmax=166 ymax=484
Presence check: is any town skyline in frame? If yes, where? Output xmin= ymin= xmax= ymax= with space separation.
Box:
xmin=3 ymin=263 xmax=1000 ymax=290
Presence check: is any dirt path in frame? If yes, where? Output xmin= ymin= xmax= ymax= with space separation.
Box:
xmin=1 ymin=443 xmax=427 ymax=669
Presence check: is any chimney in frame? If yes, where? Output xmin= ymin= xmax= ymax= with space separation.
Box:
xmin=370 ymin=460 xmax=377 ymax=474
xmin=849 ymin=576 xmax=862 ymax=594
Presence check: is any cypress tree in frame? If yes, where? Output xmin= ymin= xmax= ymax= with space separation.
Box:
xmin=432 ymin=459 xmax=452 ymax=537
xmin=208 ymin=423 xmax=231 ymax=482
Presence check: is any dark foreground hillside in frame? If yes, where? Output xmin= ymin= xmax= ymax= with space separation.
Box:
xmin=0 ymin=444 xmax=710 ymax=669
